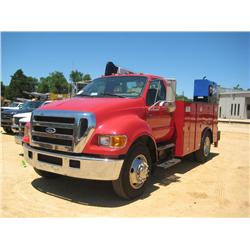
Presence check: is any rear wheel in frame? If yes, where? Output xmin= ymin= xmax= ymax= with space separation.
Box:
xmin=194 ymin=132 xmax=211 ymax=163
xmin=33 ymin=168 xmax=59 ymax=179
xmin=112 ymin=143 xmax=152 ymax=199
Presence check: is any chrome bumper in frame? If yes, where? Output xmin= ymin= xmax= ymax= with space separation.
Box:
xmin=15 ymin=135 xmax=23 ymax=145
xmin=23 ymin=144 xmax=124 ymax=181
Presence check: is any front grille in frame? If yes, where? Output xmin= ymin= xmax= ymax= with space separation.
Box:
xmin=32 ymin=136 xmax=73 ymax=146
xmin=30 ymin=110 xmax=95 ymax=153
xmin=33 ymin=125 xmax=73 ymax=135
xmin=2 ymin=113 xmax=11 ymax=119
xmin=34 ymin=116 xmax=75 ymax=124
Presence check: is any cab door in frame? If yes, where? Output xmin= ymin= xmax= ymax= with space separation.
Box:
xmin=146 ymin=79 xmax=173 ymax=142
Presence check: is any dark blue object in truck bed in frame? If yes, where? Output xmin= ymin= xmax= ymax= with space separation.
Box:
xmin=193 ymin=78 xmax=218 ymax=103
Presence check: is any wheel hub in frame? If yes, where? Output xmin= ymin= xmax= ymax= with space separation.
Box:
xmin=129 ymin=154 xmax=149 ymax=189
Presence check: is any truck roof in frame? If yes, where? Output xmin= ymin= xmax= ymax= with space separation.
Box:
xmin=100 ymin=73 xmax=165 ymax=80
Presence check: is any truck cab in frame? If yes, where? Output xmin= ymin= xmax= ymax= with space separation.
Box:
xmin=23 ymin=65 xmax=220 ymax=199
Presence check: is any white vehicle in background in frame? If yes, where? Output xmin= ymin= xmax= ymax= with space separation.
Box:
xmin=14 ymin=115 xmax=31 ymax=145
xmin=13 ymin=100 xmax=53 ymax=144
xmin=1 ymin=101 xmax=23 ymax=111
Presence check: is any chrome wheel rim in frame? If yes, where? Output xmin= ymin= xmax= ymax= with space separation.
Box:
xmin=129 ymin=154 xmax=149 ymax=189
xmin=204 ymin=137 xmax=211 ymax=157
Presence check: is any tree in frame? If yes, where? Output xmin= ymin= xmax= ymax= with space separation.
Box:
xmin=6 ymin=69 xmax=38 ymax=99
xmin=69 ymin=70 xmax=91 ymax=95
xmin=37 ymin=77 xmax=50 ymax=93
xmin=37 ymin=71 xmax=69 ymax=94
xmin=1 ymin=82 xmax=5 ymax=97
xmin=4 ymin=86 xmax=11 ymax=99
xmin=70 ymin=70 xmax=84 ymax=84
xmin=49 ymin=71 xmax=69 ymax=94
xmin=176 ymin=94 xmax=192 ymax=102
xmin=83 ymin=74 xmax=91 ymax=82
xmin=233 ymin=84 xmax=243 ymax=91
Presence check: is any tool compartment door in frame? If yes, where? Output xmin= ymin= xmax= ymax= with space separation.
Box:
xmin=174 ymin=101 xmax=196 ymax=157
xmin=195 ymin=103 xmax=214 ymax=150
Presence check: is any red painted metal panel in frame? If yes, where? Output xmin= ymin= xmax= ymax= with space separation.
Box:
xmin=174 ymin=101 xmax=218 ymax=157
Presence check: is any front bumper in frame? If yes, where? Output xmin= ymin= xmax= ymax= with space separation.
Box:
xmin=23 ymin=144 xmax=124 ymax=181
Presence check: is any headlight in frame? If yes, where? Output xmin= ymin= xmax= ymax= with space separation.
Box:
xmin=98 ymin=135 xmax=127 ymax=148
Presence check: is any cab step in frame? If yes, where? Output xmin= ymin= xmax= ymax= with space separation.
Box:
xmin=157 ymin=143 xmax=175 ymax=152
xmin=156 ymin=158 xmax=181 ymax=169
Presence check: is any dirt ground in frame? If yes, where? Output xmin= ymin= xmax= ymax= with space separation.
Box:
xmin=0 ymin=123 xmax=249 ymax=217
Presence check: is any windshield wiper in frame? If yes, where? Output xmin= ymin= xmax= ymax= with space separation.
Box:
xmin=99 ymin=93 xmax=125 ymax=98
xmin=75 ymin=94 xmax=93 ymax=97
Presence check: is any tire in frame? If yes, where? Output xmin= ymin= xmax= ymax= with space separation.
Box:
xmin=194 ymin=132 xmax=211 ymax=163
xmin=33 ymin=168 xmax=59 ymax=179
xmin=3 ymin=127 xmax=14 ymax=134
xmin=112 ymin=143 xmax=152 ymax=199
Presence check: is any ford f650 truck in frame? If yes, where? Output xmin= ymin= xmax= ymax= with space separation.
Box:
xmin=23 ymin=63 xmax=220 ymax=199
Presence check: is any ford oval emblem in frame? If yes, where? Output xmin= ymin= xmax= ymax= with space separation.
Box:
xmin=45 ymin=127 xmax=56 ymax=134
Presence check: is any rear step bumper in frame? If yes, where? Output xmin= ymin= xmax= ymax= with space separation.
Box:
xmin=23 ymin=144 xmax=124 ymax=181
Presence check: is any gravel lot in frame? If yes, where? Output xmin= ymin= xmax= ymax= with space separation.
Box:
xmin=1 ymin=123 xmax=249 ymax=217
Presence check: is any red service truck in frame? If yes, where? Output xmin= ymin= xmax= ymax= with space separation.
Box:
xmin=23 ymin=63 xmax=220 ymax=199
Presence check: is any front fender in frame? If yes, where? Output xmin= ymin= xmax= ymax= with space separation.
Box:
xmin=83 ymin=115 xmax=155 ymax=156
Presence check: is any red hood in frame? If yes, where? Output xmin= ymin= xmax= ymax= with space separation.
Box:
xmin=39 ymin=97 xmax=144 ymax=115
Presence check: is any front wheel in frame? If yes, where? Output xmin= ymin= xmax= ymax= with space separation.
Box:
xmin=112 ymin=143 xmax=152 ymax=199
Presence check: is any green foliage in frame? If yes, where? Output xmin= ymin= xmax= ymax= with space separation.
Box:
xmin=233 ymin=84 xmax=243 ymax=90
xmin=83 ymin=74 xmax=91 ymax=81
xmin=37 ymin=72 xmax=69 ymax=94
xmin=37 ymin=77 xmax=50 ymax=93
xmin=70 ymin=70 xmax=92 ymax=83
xmin=50 ymin=71 xmax=69 ymax=94
xmin=176 ymin=94 xmax=192 ymax=102
xmin=4 ymin=85 xmax=11 ymax=99
xmin=70 ymin=70 xmax=84 ymax=83
xmin=3 ymin=69 xmax=91 ymax=98
xmin=4 ymin=69 xmax=38 ymax=99
xmin=1 ymin=82 xmax=5 ymax=97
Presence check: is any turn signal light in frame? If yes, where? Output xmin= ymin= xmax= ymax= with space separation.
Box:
xmin=98 ymin=135 xmax=127 ymax=148
xmin=23 ymin=122 xmax=30 ymax=144
xmin=24 ymin=122 xmax=30 ymax=137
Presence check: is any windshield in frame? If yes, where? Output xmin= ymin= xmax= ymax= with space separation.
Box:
xmin=76 ymin=76 xmax=147 ymax=98
xmin=21 ymin=101 xmax=44 ymax=111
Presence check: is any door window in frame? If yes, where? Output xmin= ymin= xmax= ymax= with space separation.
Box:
xmin=146 ymin=80 xmax=166 ymax=106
